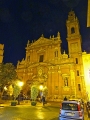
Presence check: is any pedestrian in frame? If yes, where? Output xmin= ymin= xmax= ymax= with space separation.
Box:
xmin=64 ymin=96 xmax=67 ymax=101
xmin=42 ymin=95 xmax=45 ymax=106
xmin=17 ymin=94 xmax=20 ymax=105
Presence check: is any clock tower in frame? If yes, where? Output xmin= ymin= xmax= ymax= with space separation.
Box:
xmin=66 ymin=11 xmax=82 ymax=58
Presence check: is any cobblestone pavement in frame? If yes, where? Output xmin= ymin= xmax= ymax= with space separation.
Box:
xmin=0 ymin=100 xmax=89 ymax=120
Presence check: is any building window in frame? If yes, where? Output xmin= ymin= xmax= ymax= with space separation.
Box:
xmin=39 ymin=55 xmax=44 ymax=62
xmin=27 ymin=56 xmax=30 ymax=62
xmin=77 ymin=70 xmax=79 ymax=76
xmin=55 ymin=86 xmax=58 ymax=90
xmin=78 ymin=84 xmax=81 ymax=91
xmin=76 ymin=58 xmax=78 ymax=64
xmin=71 ymin=27 xmax=75 ymax=34
xmin=64 ymin=77 xmax=68 ymax=86
xmin=55 ymin=51 xmax=58 ymax=57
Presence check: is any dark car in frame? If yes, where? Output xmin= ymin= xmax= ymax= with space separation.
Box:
xmin=86 ymin=101 xmax=90 ymax=110
xmin=86 ymin=101 xmax=90 ymax=118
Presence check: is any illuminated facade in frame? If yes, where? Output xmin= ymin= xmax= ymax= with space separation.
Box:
xmin=16 ymin=11 xmax=87 ymax=101
xmin=82 ymin=52 xmax=90 ymax=100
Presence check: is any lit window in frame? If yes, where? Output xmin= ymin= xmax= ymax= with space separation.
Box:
xmin=39 ymin=55 xmax=44 ymax=62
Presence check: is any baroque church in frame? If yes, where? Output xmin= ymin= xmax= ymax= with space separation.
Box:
xmin=16 ymin=11 xmax=87 ymax=101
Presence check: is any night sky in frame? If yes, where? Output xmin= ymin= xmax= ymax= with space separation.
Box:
xmin=0 ymin=0 xmax=90 ymax=66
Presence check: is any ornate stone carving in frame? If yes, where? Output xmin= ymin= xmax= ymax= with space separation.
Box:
xmin=32 ymin=66 xmax=48 ymax=84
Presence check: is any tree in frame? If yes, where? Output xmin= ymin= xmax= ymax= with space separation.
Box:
xmin=31 ymin=85 xmax=38 ymax=101
xmin=13 ymin=83 xmax=20 ymax=100
xmin=11 ymin=82 xmax=21 ymax=106
xmin=0 ymin=63 xmax=17 ymax=93
xmin=31 ymin=85 xmax=39 ymax=106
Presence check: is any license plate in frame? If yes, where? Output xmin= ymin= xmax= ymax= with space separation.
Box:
xmin=65 ymin=112 xmax=74 ymax=116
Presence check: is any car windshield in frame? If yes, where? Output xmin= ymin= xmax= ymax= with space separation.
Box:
xmin=62 ymin=103 xmax=78 ymax=111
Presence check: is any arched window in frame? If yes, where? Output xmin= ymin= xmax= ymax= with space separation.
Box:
xmin=71 ymin=27 xmax=75 ymax=34
xmin=55 ymin=50 xmax=58 ymax=57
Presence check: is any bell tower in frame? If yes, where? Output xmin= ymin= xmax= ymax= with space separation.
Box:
xmin=66 ymin=11 xmax=82 ymax=58
xmin=66 ymin=11 xmax=86 ymax=99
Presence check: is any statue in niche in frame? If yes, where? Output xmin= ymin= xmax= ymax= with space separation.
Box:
xmin=64 ymin=77 xmax=68 ymax=86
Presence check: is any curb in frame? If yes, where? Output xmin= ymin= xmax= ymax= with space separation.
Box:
xmin=0 ymin=101 xmax=60 ymax=108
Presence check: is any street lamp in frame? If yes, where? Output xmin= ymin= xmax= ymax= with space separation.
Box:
xmin=18 ymin=81 xmax=24 ymax=88
xmin=39 ymin=85 xmax=43 ymax=91
xmin=4 ymin=86 xmax=7 ymax=91
xmin=39 ymin=85 xmax=43 ymax=101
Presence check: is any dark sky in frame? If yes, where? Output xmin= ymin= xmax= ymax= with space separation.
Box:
xmin=0 ymin=0 xmax=90 ymax=66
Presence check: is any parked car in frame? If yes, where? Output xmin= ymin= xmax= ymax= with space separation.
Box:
xmin=86 ymin=101 xmax=90 ymax=111
xmin=59 ymin=100 xmax=84 ymax=120
xmin=86 ymin=101 xmax=90 ymax=118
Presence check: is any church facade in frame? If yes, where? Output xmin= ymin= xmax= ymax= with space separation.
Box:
xmin=16 ymin=11 xmax=87 ymax=101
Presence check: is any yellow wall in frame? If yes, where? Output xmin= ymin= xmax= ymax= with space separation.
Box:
xmin=82 ymin=51 xmax=90 ymax=100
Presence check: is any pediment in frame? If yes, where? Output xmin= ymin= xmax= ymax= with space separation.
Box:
xmin=31 ymin=36 xmax=51 ymax=47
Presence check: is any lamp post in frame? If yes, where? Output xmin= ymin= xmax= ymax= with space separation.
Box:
xmin=17 ymin=81 xmax=24 ymax=89
xmin=39 ymin=85 xmax=43 ymax=102
xmin=39 ymin=85 xmax=43 ymax=91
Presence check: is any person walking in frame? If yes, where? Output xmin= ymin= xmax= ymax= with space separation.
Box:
xmin=64 ymin=96 xmax=67 ymax=101
xmin=42 ymin=95 xmax=45 ymax=106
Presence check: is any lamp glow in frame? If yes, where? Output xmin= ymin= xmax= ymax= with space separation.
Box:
xmin=4 ymin=86 xmax=7 ymax=91
xmin=18 ymin=81 xmax=24 ymax=87
xmin=39 ymin=85 xmax=43 ymax=90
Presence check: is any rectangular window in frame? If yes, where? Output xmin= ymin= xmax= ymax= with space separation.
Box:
xmin=76 ymin=58 xmax=78 ymax=64
xmin=55 ymin=51 xmax=58 ymax=57
xmin=77 ymin=70 xmax=79 ymax=76
xmin=39 ymin=55 xmax=44 ymax=62
xmin=78 ymin=84 xmax=81 ymax=91
xmin=62 ymin=103 xmax=78 ymax=111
